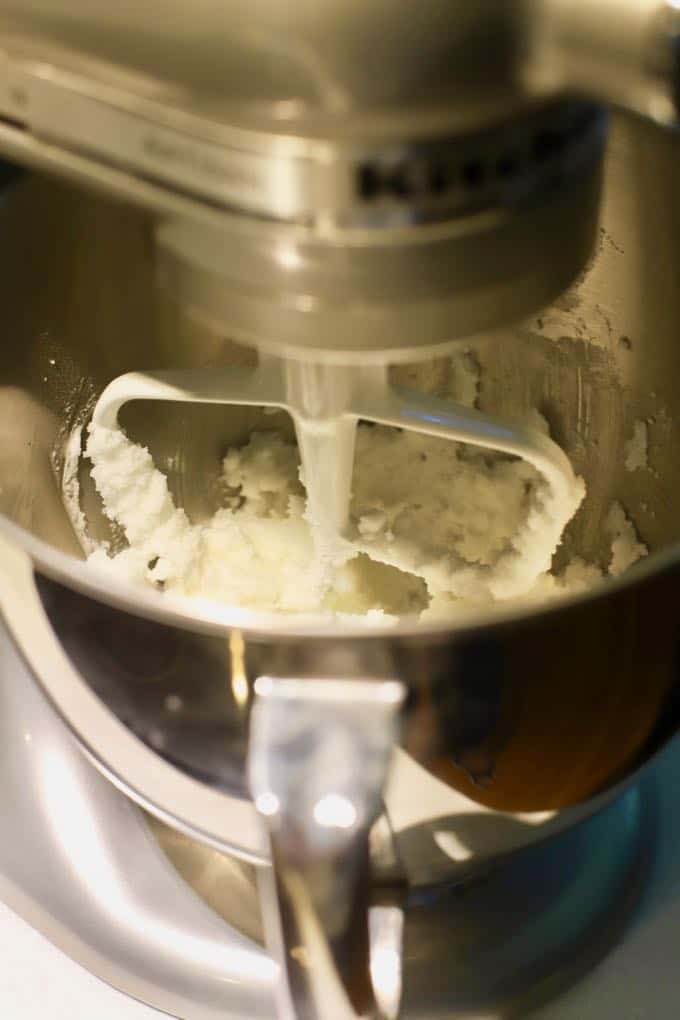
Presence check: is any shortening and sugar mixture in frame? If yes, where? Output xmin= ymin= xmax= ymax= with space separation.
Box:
xmin=68 ymin=351 xmax=648 ymax=623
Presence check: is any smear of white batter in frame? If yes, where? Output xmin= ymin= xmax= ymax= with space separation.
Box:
xmin=607 ymin=501 xmax=648 ymax=576
xmin=624 ymin=420 xmax=649 ymax=472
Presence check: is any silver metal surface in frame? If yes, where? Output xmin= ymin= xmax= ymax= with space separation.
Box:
xmin=0 ymin=7 xmax=626 ymax=355
xmin=0 ymin=111 xmax=660 ymax=621
xmin=152 ymin=165 xmax=601 ymax=357
xmin=0 ymin=109 xmax=678 ymax=853
xmin=0 ymin=2 xmax=673 ymax=355
xmin=0 ymin=34 xmax=605 ymax=354
xmin=0 ymin=628 xmax=277 ymax=1020
xmin=0 ymin=1 xmax=535 ymax=136
xmin=0 ymin=62 xmax=606 ymax=355
xmin=0 ymin=109 xmax=672 ymax=632
xmin=0 ymin=1 xmax=677 ymax=135
xmin=0 ymin=42 xmax=604 ymax=232
xmin=0 ymin=41 xmax=316 ymax=222
xmin=0 ymin=618 xmax=661 ymax=1019
xmin=147 ymin=780 xmax=665 ymax=1016
xmin=0 ymin=6 xmax=677 ymax=1018
xmin=249 ymin=677 xmax=405 ymax=1020
xmin=0 ymin=522 xmax=620 ymax=872
xmin=531 ymin=0 xmax=680 ymax=125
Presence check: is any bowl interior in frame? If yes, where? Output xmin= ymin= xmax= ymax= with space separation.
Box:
xmin=0 ymin=111 xmax=678 ymax=616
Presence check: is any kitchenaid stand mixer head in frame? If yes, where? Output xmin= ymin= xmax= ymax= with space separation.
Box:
xmin=0 ymin=2 xmax=679 ymax=1019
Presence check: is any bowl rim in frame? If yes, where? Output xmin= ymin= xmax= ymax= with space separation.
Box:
xmin=2 ymin=512 xmax=671 ymax=642
xmin=0 ymin=512 xmax=670 ymax=868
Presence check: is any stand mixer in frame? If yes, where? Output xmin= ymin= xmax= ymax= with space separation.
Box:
xmin=0 ymin=2 xmax=679 ymax=1019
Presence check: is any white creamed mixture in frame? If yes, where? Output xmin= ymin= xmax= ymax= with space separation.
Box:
xmin=70 ymin=353 xmax=648 ymax=623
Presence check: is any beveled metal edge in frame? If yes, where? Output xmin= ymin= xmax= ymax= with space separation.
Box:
xmin=0 ymin=524 xmax=269 ymax=864
xmin=0 ymin=512 xmax=672 ymax=869
xmin=0 ymin=38 xmax=602 ymax=229
xmin=0 ymin=508 xmax=674 ymax=644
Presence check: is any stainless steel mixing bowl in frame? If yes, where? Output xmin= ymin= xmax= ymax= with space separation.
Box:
xmin=0 ymin=108 xmax=679 ymax=1018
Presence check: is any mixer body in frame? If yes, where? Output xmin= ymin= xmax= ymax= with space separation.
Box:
xmin=0 ymin=2 xmax=679 ymax=1016
xmin=0 ymin=108 xmax=675 ymax=819
xmin=0 ymin=114 xmax=677 ymax=1012
xmin=0 ymin=0 xmax=673 ymax=362
xmin=0 ymin=0 xmax=675 ymax=361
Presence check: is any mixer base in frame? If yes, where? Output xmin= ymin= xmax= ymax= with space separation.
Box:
xmin=152 ymin=783 xmax=654 ymax=1019
xmin=0 ymin=625 xmax=657 ymax=1019
xmin=398 ymin=787 xmax=654 ymax=1017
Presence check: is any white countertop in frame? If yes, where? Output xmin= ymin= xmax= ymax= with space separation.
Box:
xmin=0 ymin=899 xmax=158 ymax=1019
xmin=2 ymin=860 xmax=679 ymax=1020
